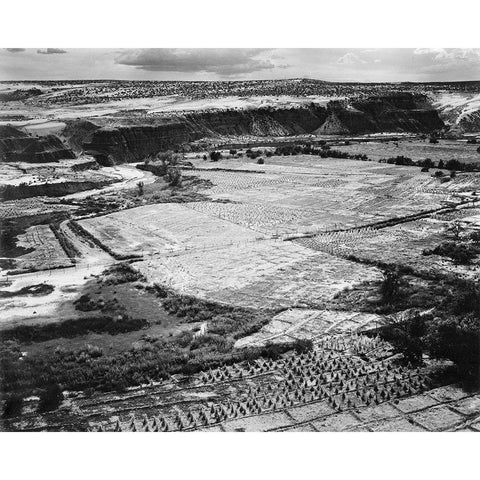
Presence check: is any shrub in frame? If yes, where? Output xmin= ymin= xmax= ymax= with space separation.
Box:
xmin=445 ymin=159 xmax=462 ymax=171
xmin=382 ymin=312 xmax=427 ymax=364
xmin=257 ymin=157 xmax=265 ymax=165
xmin=419 ymin=158 xmax=434 ymax=169
xmin=209 ymin=151 xmax=222 ymax=162
xmin=450 ymin=280 xmax=480 ymax=315
xmin=37 ymin=383 xmax=63 ymax=412
xmin=380 ymin=267 xmax=400 ymax=304
xmin=166 ymin=166 xmax=182 ymax=187
xmin=2 ymin=394 xmax=23 ymax=418
xmin=423 ymin=241 xmax=478 ymax=265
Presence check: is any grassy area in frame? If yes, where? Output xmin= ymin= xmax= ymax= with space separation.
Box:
xmin=0 ymin=264 xmax=308 ymax=406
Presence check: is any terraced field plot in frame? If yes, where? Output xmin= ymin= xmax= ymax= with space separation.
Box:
xmin=11 ymin=331 xmax=477 ymax=433
xmin=78 ymin=203 xmax=267 ymax=257
xmin=234 ymin=309 xmax=385 ymax=348
xmin=295 ymin=207 xmax=480 ymax=278
xmin=14 ymin=224 xmax=73 ymax=271
xmin=135 ymin=241 xmax=381 ymax=308
xmin=187 ymin=157 xmax=459 ymax=234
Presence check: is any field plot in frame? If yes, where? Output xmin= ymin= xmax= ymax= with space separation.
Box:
xmin=189 ymin=157 xmax=459 ymax=234
xmin=235 ymin=309 xmax=385 ymax=348
xmin=184 ymin=201 xmax=315 ymax=235
xmin=14 ymin=224 xmax=73 ymax=271
xmin=135 ymin=241 xmax=381 ymax=308
xmin=0 ymin=198 xmax=75 ymax=220
xmin=295 ymin=209 xmax=480 ymax=278
xmin=335 ymin=139 xmax=480 ymax=164
xmin=78 ymin=203 xmax=267 ymax=257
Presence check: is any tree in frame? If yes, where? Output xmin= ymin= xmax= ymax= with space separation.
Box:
xmin=209 ymin=151 xmax=222 ymax=162
xmin=425 ymin=314 xmax=480 ymax=382
xmin=419 ymin=158 xmax=434 ymax=169
xmin=166 ymin=166 xmax=182 ymax=187
xmin=380 ymin=267 xmax=400 ymax=304
xmin=445 ymin=159 xmax=462 ymax=171
xmin=446 ymin=220 xmax=464 ymax=240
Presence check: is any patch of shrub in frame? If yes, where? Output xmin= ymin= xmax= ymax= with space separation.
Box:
xmin=423 ymin=241 xmax=479 ymax=265
xmin=2 ymin=394 xmax=24 ymax=418
xmin=37 ymin=383 xmax=63 ymax=412
xmin=425 ymin=314 xmax=480 ymax=382
xmin=0 ymin=315 xmax=148 ymax=344
xmin=209 ymin=151 xmax=222 ymax=162
xmin=379 ymin=267 xmax=401 ymax=304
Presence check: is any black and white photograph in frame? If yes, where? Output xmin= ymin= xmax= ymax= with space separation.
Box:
xmin=0 ymin=1 xmax=479 ymax=477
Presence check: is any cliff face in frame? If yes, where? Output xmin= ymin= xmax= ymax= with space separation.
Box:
xmin=73 ymin=94 xmax=444 ymax=164
xmin=83 ymin=123 xmax=196 ymax=164
xmin=80 ymin=105 xmax=329 ymax=164
xmin=315 ymin=94 xmax=445 ymax=135
xmin=0 ymin=126 xmax=76 ymax=163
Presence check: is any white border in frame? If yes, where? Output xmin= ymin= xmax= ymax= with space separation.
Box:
xmin=1 ymin=0 xmax=480 ymax=478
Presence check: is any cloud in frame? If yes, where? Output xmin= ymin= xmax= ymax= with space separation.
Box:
xmin=413 ymin=48 xmax=480 ymax=77
xmin=5 ymin=48 xmax=26 ymax=53
xmin=414 ymin=48 xmax=480 ymax=62
xmin=114 ymin=48 xmax=276 ymax=75
xmin=36 ymin=48 xmax=67 ymax=55
xmin=336 ymin=52 xmax=366 ymax=65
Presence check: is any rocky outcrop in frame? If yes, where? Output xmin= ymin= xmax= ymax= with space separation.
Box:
xmin=0 ymin=126 xmax=76 ymax=163
xmin=315 ymin=94 xmax=445 ymax=135
xmin=62 ymin=119 xmax=100 ymax=152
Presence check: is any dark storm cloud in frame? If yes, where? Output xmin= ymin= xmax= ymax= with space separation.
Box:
xmin=5 ymin=48 xmax=26 ymax=53
xmin=36 ymin=48 xmax=67 ymax=55
xmin=114 ymin=48 xmax=276 ymax=75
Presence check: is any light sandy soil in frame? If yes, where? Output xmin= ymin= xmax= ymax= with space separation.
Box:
xmin=62 ymin=163 xmax=156 ymax=199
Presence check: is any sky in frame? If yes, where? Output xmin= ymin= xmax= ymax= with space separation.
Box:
xmin=1 ymin=48 xmax=480 ymax=82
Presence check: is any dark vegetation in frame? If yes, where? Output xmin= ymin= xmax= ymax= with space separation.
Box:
xmin=423 ymin=241 xmax=480 ymax=264
xmin=377 ymin=273 xmax=480 ymax=385
xmin=136 ymin=151 xmax=184 ymax=187
xmin=0 ymin=315 xmax=149 ymax=344
xmin=0 ymin=264 xmax=312 ymax=409
xmin=274 ymin=143 xmax=369 ymax=160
